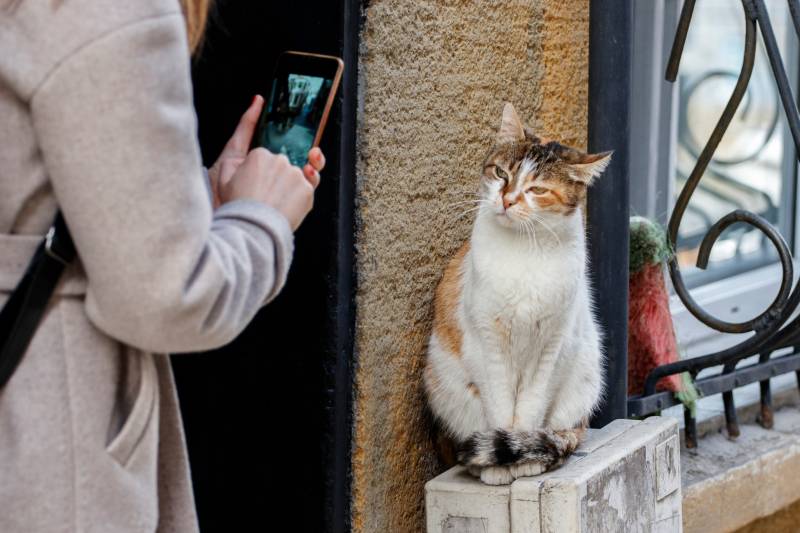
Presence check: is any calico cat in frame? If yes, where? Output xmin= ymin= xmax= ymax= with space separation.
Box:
xmin=424 ymin=103 xmax=611 ymax=485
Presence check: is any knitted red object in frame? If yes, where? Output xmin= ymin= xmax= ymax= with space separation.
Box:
xmin=627 ymin=262 xmax=682 ymax=395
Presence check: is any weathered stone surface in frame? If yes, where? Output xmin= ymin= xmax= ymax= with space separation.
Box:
xmin=426 ymin=418 xmax=682 ymax=533
xmin=656 ymin=435 xmax=680 ymax=501
xmin=352 ymin=1 xmax=589 ymax=531
xmin=682 ymin=405 xmax=800 ymax=533
xmin=733 ymin=498 xmax=800 ymax=533
xmin=513 ymin=417 xmax=681 ymax=533
xmin=426 ymin=467 xmax=511 ymax=533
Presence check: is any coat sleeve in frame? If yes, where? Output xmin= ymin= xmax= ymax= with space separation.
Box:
xmin=29 ymin=13 xmax=294 ymax=354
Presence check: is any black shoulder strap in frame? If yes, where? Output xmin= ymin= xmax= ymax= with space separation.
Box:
xmin=0 ymin=212 xmax=75 ymax=388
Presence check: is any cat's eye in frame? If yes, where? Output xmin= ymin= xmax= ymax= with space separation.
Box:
xmin=530 ymin=186 xmax=549 ymax=195
xmin=495 ymin=167 xmax=509 ymax=181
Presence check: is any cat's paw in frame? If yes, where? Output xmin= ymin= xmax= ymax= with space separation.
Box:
xmin=466 ymin=465 xmax=482 ymax=478
xmin=480 ymin=465 xmax=514 ymax=485
xmin=510 ymin=461 xmax=546 ymax=479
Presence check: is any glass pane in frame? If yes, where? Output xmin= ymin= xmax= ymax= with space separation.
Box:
xmin=674 ymin=0 xmax=797 ymax=286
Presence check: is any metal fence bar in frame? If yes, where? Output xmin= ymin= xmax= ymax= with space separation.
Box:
xmin=757 ymin=351 xmax=774 ymax=428
xmin=627 ymin=0 xmax=800 ymax=447
xmin=721 ymin=361 xmax=741 ymax=438
xmin=665 ymin=0 xmax=696 ymax=83
xmin=754 ymin=0 xmax=800 ymax=153
xmin=790 ymin=0 xmax=800 ymax=38
xmin=587 ymin=0 xmax=632 ymax=428
xmin=629 ymin=351 xmax=800 ymax=416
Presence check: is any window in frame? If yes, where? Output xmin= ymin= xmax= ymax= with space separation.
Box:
xmin=630 ymin=0 xmax=800 ymax=357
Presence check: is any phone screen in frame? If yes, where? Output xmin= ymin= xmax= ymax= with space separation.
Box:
xmin=253 ymin=72 xmax=335 ymax=167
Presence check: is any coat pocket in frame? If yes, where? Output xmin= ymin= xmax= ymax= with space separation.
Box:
xmin=105 ymin=352 xmax=158 ymax=468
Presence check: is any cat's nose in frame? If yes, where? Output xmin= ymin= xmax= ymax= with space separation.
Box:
xmin=503 ymin=195 xmax=518 ymax=210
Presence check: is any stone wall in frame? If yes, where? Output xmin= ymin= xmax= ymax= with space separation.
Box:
xmin=351 ymin=1 xmax=590 ymax=530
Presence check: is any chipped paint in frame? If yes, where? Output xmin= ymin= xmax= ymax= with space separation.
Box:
xmin=428 ymin=419 xmax=683 ymax=532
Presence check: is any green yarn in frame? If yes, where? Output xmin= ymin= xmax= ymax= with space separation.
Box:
xmin=675 ymin=372 xmax=700 ymax=417
xmin=629 ymin=216 xmax=673 ymax=274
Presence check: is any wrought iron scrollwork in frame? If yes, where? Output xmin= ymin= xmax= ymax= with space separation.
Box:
xmin=628 ymin=0 xmax=800 ymax=448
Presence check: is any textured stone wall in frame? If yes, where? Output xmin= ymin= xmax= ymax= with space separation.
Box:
xmin=352 ymin=1 xmax=589 ymax=530
xmin=734 ymin=500 xmax=800 ymax=533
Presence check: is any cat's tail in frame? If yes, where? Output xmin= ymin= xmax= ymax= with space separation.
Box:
xmin=457 ymin=427 xmax=585 ymax=470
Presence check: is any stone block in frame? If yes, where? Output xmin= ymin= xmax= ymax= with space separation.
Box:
xmin=425 ymin=417 xmax=682 ymax=533
xmin=425 ymin=467 xmax=511 ymax=533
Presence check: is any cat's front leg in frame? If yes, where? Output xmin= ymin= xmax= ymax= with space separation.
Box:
xmin=463 ymin=333 xmax=515 ymax=429
xmin=480 ymin=466 xmax=515 ymax=485
xmin=467 ymin=464 xmax=515 ymax=487
xmin=476 ymin=351 xmax=515 ymax=429
xmin=508 ymin=336 xmax=565 ymax=480
xmin=546 ymin=346 xmax=604 ymax=431
xmin=512 ymin=335 xmax=564 ymax=430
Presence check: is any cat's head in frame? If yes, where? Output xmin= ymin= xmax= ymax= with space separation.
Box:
xmin=479 ymin=103 xmax=612 ymax=229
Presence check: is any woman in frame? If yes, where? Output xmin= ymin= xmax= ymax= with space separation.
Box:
xmin=0 ymin=0 xmax=322 ymax=531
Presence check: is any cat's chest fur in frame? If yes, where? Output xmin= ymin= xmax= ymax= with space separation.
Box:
xmin=465 ymin=217 xmax=583 ymax=327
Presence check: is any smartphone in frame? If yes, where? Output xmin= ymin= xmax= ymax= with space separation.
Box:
xmin=250 ymin=51 xmax=344 ymax=167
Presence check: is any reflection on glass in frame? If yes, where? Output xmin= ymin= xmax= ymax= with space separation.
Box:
xmin=256 ymin=74 xmax=333 ymax=167
xmin=675 ymin=1 xmax=795 ymax=284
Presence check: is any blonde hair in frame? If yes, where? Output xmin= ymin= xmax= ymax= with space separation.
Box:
xmin=179 ymin=0 xmax=211 ymax=53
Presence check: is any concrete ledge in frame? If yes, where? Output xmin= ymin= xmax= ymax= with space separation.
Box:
xmin=425 ymin=417 xmax=682 ymax=532
xmin=682 ymin=405 xmax=800 ymax=533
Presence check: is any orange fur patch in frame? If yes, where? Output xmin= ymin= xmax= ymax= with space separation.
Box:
xmin=467 ymin=382 xmax=480 ymax=397
xmin=494 ymin=317 xmax=512 ymax=352
xmin=534 ymin=195 xmax=557 ymax=209
xmin=424 ymin=363 xmax=440 ymax=391
xmin=433 ymin=243 xmax=469 ymax=357
xmin=548 ymin=188 xmax=567 ymax=205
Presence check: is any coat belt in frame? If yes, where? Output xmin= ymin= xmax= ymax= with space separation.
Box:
xmin=0 ymin=233 xmax=87 ymax=295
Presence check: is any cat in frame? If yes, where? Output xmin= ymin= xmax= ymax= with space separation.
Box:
xmin=423 ymin=103 xmax=611 ymax=485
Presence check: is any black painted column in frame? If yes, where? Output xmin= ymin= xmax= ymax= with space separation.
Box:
xmin=587 ymin=0 xmax=632 ymax=427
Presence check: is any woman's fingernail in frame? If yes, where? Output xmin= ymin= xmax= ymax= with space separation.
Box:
xmin=251 ymin=94 xmax=260 ymax=106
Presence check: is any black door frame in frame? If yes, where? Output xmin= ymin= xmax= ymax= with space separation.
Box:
xmin=587 ymin=0 xmax=632 ymax=427
xmin=328 ymin=0 xmax=360 ymax=530
xmin=178 ymin=2 xmax=360 ymax=531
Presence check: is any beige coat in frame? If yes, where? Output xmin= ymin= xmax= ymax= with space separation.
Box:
xmin=0 ymin=1 xmax=294 ymax=531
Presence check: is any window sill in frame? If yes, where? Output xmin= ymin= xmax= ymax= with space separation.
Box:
xmin=680 ymin=387 xmax=800 ymax=533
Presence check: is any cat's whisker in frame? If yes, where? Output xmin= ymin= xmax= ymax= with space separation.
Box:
xmin=517 ymin=219 xmax=531 ymax=252
xmin=446 ymin=199 xmax=492 ymax=214
xmin=522 ymin=218 xmax=538 ymax=253
xmin=526 ymin=221 xmax=537 ymax=254
xmin=529 ymin=214 xmax=562 ymax=248
xmin=520 ymin=219 xmax=532 ymax=252
xmin=450 ymin=205 xmax=486 ymax=223
xmin=450 ymin=198 xmax=488 ymax=208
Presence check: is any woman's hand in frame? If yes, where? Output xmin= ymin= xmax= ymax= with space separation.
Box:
xmin=220 ymin=149 xmax=316 ymax=230
xmin=207 ymin=95 xmax=263 ymax=209
xmin=302 ymin=147 xmax=325 ymax=189
xmin=208 ymin=95 xmax=326 ymax=210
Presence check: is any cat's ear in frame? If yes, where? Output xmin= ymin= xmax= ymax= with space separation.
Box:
xmin=524 ymin=127 xmax=550 ymax=144
xmin=497 ymin=103 xmax=526 ymax=144
xmin=568 ymin=151 xmax=613 ymax=184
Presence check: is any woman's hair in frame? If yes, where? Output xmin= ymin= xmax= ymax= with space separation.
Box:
xmin=180 ymin=0 xmax=211 ymax=53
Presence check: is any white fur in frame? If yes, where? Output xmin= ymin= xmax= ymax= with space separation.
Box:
xmin=480 ymin=465 xmax=514 ymax=485
xmin=425 ymin=182 xmax=605 ymax=481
